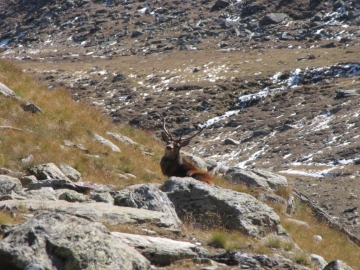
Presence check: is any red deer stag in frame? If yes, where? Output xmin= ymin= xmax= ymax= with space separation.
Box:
xmin=160 ymin=117 xmax=213 ymax=184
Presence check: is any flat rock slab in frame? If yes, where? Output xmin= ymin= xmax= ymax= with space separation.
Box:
xmin=0 ymin=211 xmax=150 ymax=270
xmin=112 ymin=232 xmax=199 ymax=266
xmin=0 ymin=199 xmax=180 ymax=228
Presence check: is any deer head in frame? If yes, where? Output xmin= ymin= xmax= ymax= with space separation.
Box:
xmin=160 ymin=117 xmax=204 ymax=159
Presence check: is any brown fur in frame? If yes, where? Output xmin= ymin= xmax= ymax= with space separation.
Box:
xmin=160 ymin=131 xmax=213 ymax=185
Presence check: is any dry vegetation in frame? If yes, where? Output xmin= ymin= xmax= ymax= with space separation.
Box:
xmin=0 ymin=59 xmax=165 ymax=188
xmin=1 ymin=59 xmax=360 ymax=268
xmin=282 ymin=200 xmax=360 ymax=269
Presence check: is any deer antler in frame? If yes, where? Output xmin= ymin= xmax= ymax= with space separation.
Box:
xmin=161 ymin=116 xmax=173 ymax=140
xmin=179 ymin=126 xmax=204 ymax=142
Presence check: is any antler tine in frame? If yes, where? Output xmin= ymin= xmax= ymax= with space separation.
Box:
xmin=180 ymin=126 xmax=205 ymax=141
xmin=162 ymin=116 xmax=173 ymax=140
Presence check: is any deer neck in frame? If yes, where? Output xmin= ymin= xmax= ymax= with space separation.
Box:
xmin=164 ymin=150 xmax=183 ymax=163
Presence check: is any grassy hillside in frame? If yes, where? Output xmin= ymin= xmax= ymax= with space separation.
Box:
xmin=0 ymin=59 xmax=164 ymax=187
xmin=1 ymin=59 xmax=360 ymax=269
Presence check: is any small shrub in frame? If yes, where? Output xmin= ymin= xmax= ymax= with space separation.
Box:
xmin=265 ymin=237 xmax=282 ymax=249
xmin=209 ymin=231 xmax=227 ymax=248
xmin=294 ymin=252 xmax=310 ymax=265
xmin=275 ymin=185 xmax=292 ymax=200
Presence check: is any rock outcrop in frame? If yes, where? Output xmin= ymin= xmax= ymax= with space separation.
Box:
xmin=161 ymin=177 xmax=284 ymax=237
xmin=0 ymin=211 xmax=151 ymax=270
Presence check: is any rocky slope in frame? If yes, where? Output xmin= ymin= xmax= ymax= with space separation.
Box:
xmin=0 ymin=0 xmax=360 ymax=268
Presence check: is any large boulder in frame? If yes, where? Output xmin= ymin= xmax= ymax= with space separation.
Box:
xmin=28 ymin=163 xmax=71 ymax=181
xmin=113 ymin=184 xmax=182 ymax=227
xmin=0 ymin=211 xmax=150 ymax=270
xmin=112 ymin=232 xmax=199 ymax=266
xmin=323 ymin=260 xmax=354 ymax=270
xmin=225 ymin=168 xmax=288 ymax=190
xmin=0 ymin=175 xmax=22 ymax=195
xmin=0 ymin=199 xmax=181 ymax=229
xmin=161 ymin=177 xmax=283 ymax=237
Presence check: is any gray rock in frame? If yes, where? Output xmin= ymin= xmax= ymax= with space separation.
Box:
xmin=28 ymin=163 xmax=71 ymax=181
xmin=59 ymin=190 xmax=88 ymax=202
xmin=59 ymin=163 xmax=82 ymax=182
xmin=131 ymin=30 xmax=144 ymax=38
xmin=25 ymin=187 xmax=58 ymax=201
xmin=0 ymin=211 xmax=150 ymax=270
xmin=323 ymin=260 xmax=354 ymax=270
xmin=0 ymin=82 xmax=16 ymax=97
xmin=63 ymin=140 xmax=89 ymax=152
xmin=182 ymin=151 xmax=208 ymax=172
xmin=93 ymin=133 xmax=121 ymax=152
xmin=114 ymin=184 xmax=181 ymax=227
xmin=224 ymin=138 xmax=240 ymax=145
xmin=259 ymin=193 xmax=287 ymax=208
xmin=0 ymin=175 xmax=22 ymax=195
xmin=225 ymin=168 xmax=288 ymax=190
xmin=24 ymin=264 xmax=45 ymax=270
xmin=204 ymin=158 xmax=218 ymax=172
xmin=161 ymin=177 xmax=282 ymax=237
xmin=260 ymin=13 xmax=288 ymax=25
xmin=0 ymin=199 xmax=181 ymax=228
xmin=112 ymin=232 xmax=199 ymax=266
xmin=21 ymin=102 xmax=42 ymax=114
xmin=90 ymin=191 xmax=114 ymax=203
xmin=287 ymin=194 xmax=295 ymax=214
xmin=107 ymin=131 xmax=138 ymax=147
xmin=26 ymin=179 xmax=90 ymax=193
xmin=310 ymin=254 xmax=327 ymax=269
xmin=210 ymin=0 xmax=230 ymax=12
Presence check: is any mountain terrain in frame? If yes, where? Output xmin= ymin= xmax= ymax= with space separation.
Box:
xmin=0 ymin=0 xmax=360 ymax=268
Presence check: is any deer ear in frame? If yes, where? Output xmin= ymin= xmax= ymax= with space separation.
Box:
xmin=161 ymin=132 xmax=169 ymax=142
xmin=180 ymin=140 xmax=190 ymax=147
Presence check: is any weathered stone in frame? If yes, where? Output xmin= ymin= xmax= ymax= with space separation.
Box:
xmin=26 ymin=179 xmax=90 ymax=193
xmin=24 ymin=264 xmax=45 ymax=270
xmin=107 ymin=131 xmax=138 ymax=147
xmin=223 ymin=138 xmax=240 ymax=145
xmin=323 ymin=260 xmax=354 ymax=270
xmin=259 ymin=193 xmax=287 ymax=209
xmin=161 ymin=177 xmax=282 ymax=237
xmin=310 ymin=254 xmax=327 ymax=269
xmin=225 ymin=168 xmax=288 ymax=190
xmin=0 ymin=211 xmax=150 ymax=270
xmin=112 ymin=232 xmax=199 ymax=266
xmin=260 ymin=13 xmax=288 ymax=25
xmin=59 ymin=190 xmax=88 ymax=202
xmin=0 ymin=199 xmax=181 ymax=228
xmin=113 ymin=184 xmax=181 ymax=227
xmin=0 ymin=82 xmax=16 ymax=97
xmin=0 ymin=175 xmax=22 ymax=195
xmin=90 ymin=191 xmax=114 ymax=203
xmin=182 ymin=151 xmax=208 ymax=172
xmin=59 ymin=163 xmax=82 ymax=182
xmin=28 ymin=163 xmax=70 ymax=181
xmin=210 ymin=0 xmax=230 ymax=12
xmin=21 ymin=103 xmax=42 ymax=113
xmin=93 ymin=133 xmax=121 ymax=152
xmin=24 ymin=187 xmax=58 ymax=201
